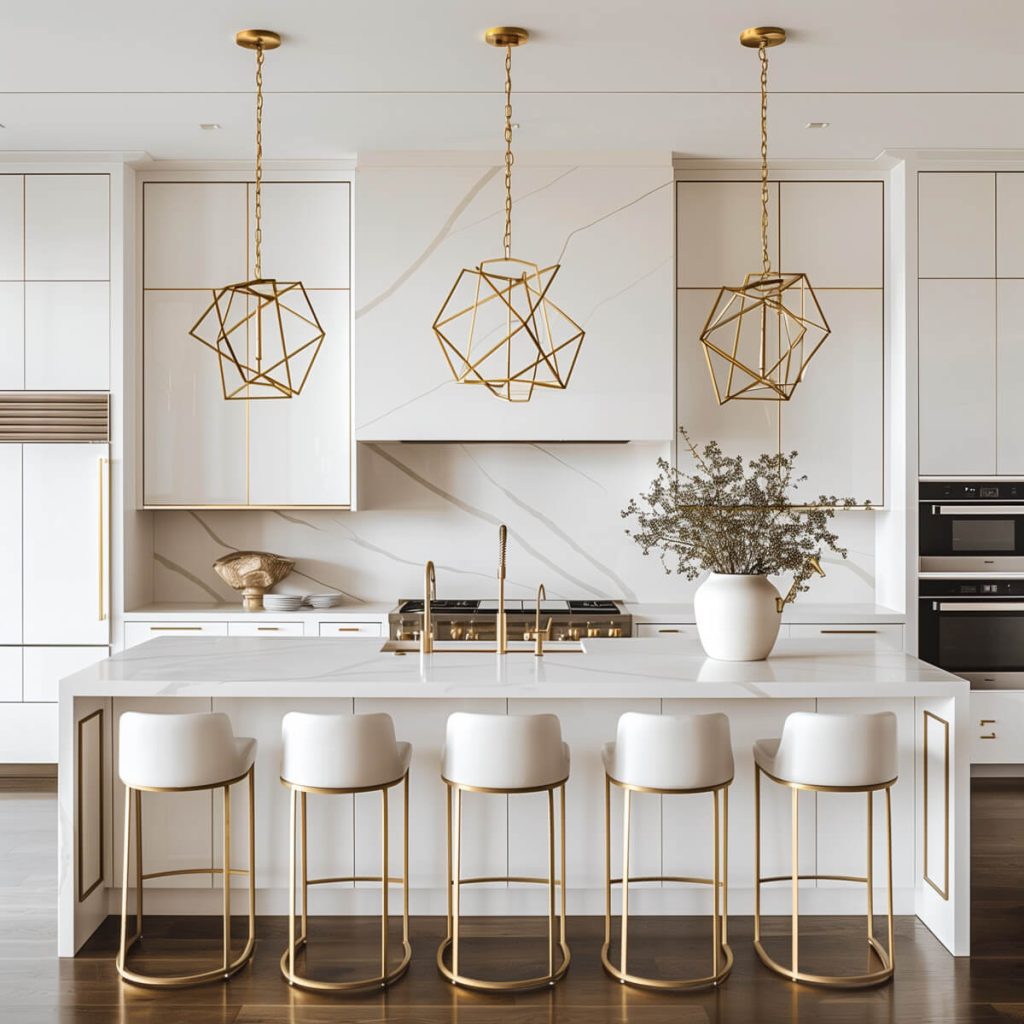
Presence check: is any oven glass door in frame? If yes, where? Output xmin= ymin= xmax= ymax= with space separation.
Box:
xmin=927 ymin=601 xmax=1024 ymax=674
xmin=919 ymin=505 xmax=1022 ymax=557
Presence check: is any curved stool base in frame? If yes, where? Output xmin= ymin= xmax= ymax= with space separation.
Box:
xmin=280 ymin=935 xmax=412 ymax=993
xmin=116 ymin=935 xmax=255 ymax=989
xmin=436 ymin=936 xmax=571 ymax=992
xmin=600 ymin=940 xmax=732 ymax=991
xmin=753 ymin=937 xmax=893 ymax=989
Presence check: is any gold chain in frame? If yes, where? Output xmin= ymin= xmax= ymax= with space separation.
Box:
xmin=759 ymin=41 xmax=770 ymax=276
xmin=254 ymin=43 xmax=264 ymax=279
xmin=503 ymin=44 xmax=514 ymax=259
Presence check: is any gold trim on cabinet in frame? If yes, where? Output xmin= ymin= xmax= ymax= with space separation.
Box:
xmin=77 ymin=708 xmax=104 ymax=903
xmin=922 ymin=710 xmax=950 ymax=901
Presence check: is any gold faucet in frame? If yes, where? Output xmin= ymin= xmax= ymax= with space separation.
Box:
xmin=497 ymin=525 xmax=509 ymax=654
xmin=423 ymin=560 xmax=437 ymax=654
xmin=776 ymin=556 xmax=826 ymax=613
xmin=534 ymin=583 xmax=552 ymax=657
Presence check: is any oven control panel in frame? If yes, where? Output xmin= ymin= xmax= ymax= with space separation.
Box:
xmin=920 ymin=481 xmax=1024 ymax=501
xmin=919 ymin=579 xmax=1024 ymax=598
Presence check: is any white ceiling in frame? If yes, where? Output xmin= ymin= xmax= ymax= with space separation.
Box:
xmin=3 ymin=0 xmax=1024 ymax=160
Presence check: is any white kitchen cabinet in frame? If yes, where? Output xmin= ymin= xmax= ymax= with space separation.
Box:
xmin=22 ymin=443 xmax=110 ymax=645
xmin=23 ymin=645 xmax=107 ymax=702
xmin=918 ymin=279 xmax=996 ymax=475
xmin=780 ymin=181 xmax=883 ymax=287
xmin=0 ymin=703 xmax=57 ymax=763
xmin=0 ymin=445 xmax=22 ymax=644
xmin=226 ymin=621 xmax=305 ymax=638
xmin=0 ymin=176 xmax=23 ymax=280
xmin=24 ymin=282 xmax=109 ymax=391
xmin=318 ymin=621 xmax=384 ymax=638
xmin=997 ymin=173 xmax=1024 ymax=277
xmin=918 ymin=172 xmax=994 ymax=278
xmin=0 ymin=282 xmax=24 ymax=388
xmin=996 ymin=280 xmax=1024 ymax=474
xmin=970 ymin=691 xmax=1024 ymax=764
xmin=635 ymin=622 xmax=700 ymax=639
xmin=788 ymin=623 xmax=903 ymax=650
xmin=0 ymin=648 xmax=21 ymax=702
xmin=124 ymin=621 xmax=229 ymax=648
xmin=25 ymin=175 xmax=109 ymax=281
xmin=143 ymin=181 xmax=247 ymax=289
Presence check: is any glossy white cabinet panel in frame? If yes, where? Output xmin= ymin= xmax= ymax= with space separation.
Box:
xmin=23 ymin=645 xmax=106 ymax=703
xmin=0 ymin=282 xmax=24 ymax=388
xmin=918 ymin=172 xmax=994 ymax=278
xmin=918 ymin=279 xmax=996 ymax=475
xmin=0 ymin=445 xmax=21 ymax=644
xmin=25 ymin=175 xmax=109 ymax=281
xmin=780 ymin=289 xmax=884 ymax=503
xmin=143 ymin=181 xmax=247 ymax=289
xmin=0 ymin=176 xmax=23 ymax=279
xmin=124 ymin=621 xmax=229 ymax=649
xmin=143 ymin=290 xmax=247 ymax=506
xmin=318 ymin=622 xmax=384 ymax=638
xmin=780 ymin=181 xmax=883 ymax=287
xmin=0 ymin=648 xmax=21 ymax=702
xmin=788 ymin=624 xmax=903 ymax=651
xmin=227 ymin=620 xmax=305 ymax=638
xmin=247 ymin=291 xmax=351 ymax=506
xmin=970 ymin=691 xmax=1024 ymax=764
xmin=635 ymin=623 xmax=699 ymax=639
xmin=996 ymin=280 xmax=1024 ymax=474
xmin=22 ymin=443 xmax=109 ymax=645
xmin=0 ymin=702 xmax=57 ymax=762
xmin=256 ymin=182 xmax=351 ymax=289
xmin=676 ymin=181 xmax=779 ymax=287
xmin=996 ymin=173 xmax=1024 ymax=277
xmin=24 ymin=281 xmax=109 ymax=390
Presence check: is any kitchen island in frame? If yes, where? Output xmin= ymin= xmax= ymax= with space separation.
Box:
xmin=58 ymin=637 xmax=969 ymax=959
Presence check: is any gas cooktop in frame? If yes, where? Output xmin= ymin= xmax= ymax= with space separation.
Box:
xmin=395 ymin=598 xmax=624 ymax=615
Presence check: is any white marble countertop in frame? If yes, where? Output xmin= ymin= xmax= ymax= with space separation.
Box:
xmin=626 ymin=602 xmax=906 ymax=624
xmin=62 ymin=636 xmax=963 ymax=701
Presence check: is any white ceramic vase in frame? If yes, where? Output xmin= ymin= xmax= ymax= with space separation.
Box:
xmin=693 ymin=572 xmax=782 ymax=661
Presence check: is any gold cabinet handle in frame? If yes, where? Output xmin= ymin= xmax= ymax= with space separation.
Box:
xmin=980 ymin=733 xmax=997 ymax=740
xmin=257 ymin=626 xmax=280 ymax=632
xmin=980 ymin=719 xmax=996 ymax=726
xmin=336 ymin=627 xmax=363 ymax=632
xmin=657 ymin=628 xmax=681 ymax=634
xmin=97 ymin=457 xmax=108 ymax=621
xmin=820 ymin=629 xmax=878 ymax=635
xmin=149 ymin=626 xmax=203 ymax=632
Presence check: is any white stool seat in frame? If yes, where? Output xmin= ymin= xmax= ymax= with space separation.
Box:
xmin=753 ymin=711 xmax=898 ymax=789
xmin=602 ymin=712 xmax=734 ymax=791
xmin=119 ymin=712 xmax=257 ymax=790
xmin=442 ymin=712 xmax=569 ymax=790
xmin=281 ymin=712 xmax=411 ymax=790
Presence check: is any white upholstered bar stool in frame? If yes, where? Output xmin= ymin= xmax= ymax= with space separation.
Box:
xmin=438 ymin=712 xmax=571 ymax=992
xmin=279 ymin=712 xmax=412 ymax=993
xmin=602 ymin=712 xmax=734 ymax=991
xmin=753 ymin=711 xmax=898 ymax=988
xmin=116 ymin=711 xmax=257 ymax=988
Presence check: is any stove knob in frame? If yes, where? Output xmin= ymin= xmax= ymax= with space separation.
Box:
xmin=449 ymin=623 xmax=465 ymax=641
xmin=566 ymin=626 xmax=581 ymax=641
xmin=608 ymin=626 xmax=623 ymax=638
xmin=586 ymin=622 xmax=601 ymax=638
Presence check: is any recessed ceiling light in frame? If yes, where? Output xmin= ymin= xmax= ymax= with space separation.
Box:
xmin=511 ymin=122 xmax=520 ymax=130
xmin=805 ymin=121 xmax=830 ymax=130
xmin=200 ymin=123 xmax=221 ymax=131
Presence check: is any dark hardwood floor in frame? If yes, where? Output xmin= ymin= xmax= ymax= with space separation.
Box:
xmin=0 ymin=778 xmax=1021 ymax=1022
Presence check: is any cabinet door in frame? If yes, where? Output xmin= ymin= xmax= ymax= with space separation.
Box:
xmin=143 ymin=290 xmax=247 ymax=505
xmin=0 ymin=281 xmax=24 ymax=389
xmin=635 ymin=623 xmax=699 ymax=639
xmin=25 ymin=175 xmax=109 ymax=281
xmin=0 ymin=445 xmax=22 ymax=644
xmin=22 ymin=443 xmax=109 ymax=645
xmin=919 ymin=279 xmax=996 ymax=475
xmin=0 ymin=703 xmax=57 ymax=762
xmin=0 ymin=647 xmax=21 ymax=702
xmin=24 ymin=282 xmax=109 ymax=390
xmin=124 ymin=621 xmax=228 ymax=648
xmin=996 ymin=173 xmax=1024 ymax=277
xmin=226 ymin=621 xmax=305 ymax=637
xmin=788 ymin=624 xmax=903 ymax=651
xmin=318 ymin=621 xmax=383 ymax=638
xmin=23 ymin=645 xmax=107 ymax=702
xmin=918 ymin=173 xmax=994 ymax=278
xmin=971 ymin=691 xmax=1024 ymax=764
xmin=997 ymin=280 xmax=1024 ymax=474
xmin=0 ymin=175 xmax=23 ymax=280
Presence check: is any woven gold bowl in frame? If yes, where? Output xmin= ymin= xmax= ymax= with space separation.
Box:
xmin=213 ymin=551 xmax=296 ymax=611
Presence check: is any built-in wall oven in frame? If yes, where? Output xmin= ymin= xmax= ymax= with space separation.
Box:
xmin=920 ymin=481 xmax=1024 ymax=573
xmin=919 ymin=578 xmax=1024 ymax=689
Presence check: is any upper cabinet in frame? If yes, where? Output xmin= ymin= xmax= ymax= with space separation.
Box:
xmin=0 ymin=174 xmax=110 ymax=391
xmin=918 ymin=173 xmax=994 ymax=278
xmin=353 ymin=162 xmax=675 ymax=441
xmin=676 ymin=179 xmax=885 ymax=504
xmin=141 ymin=178 xmax=352 ymax=508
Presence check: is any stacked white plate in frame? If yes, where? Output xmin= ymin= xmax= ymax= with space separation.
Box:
xmin=307 ymin=593 xmax=342 ymax=609
xmin=263 ymin=594 xmax=304 ymax=612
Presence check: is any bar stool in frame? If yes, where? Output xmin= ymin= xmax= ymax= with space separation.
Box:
xmin=116 ymin=711 xmax=257 ymax=988
xmin=602 ymin=712 xmax=734 ymax=990
xmin=437 ymin=712 xmax=571 ymax=992
xmin=753 ymin=711 xmax=898 ymax=988
xmin=280 ymin=712 xmax=412 ymax=993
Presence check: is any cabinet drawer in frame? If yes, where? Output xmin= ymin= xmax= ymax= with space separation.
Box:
xmin=228 ymin=621 xmax=305 ymax=638
xmin=124 ymin=621 xmax=229 ymax=648
xmin=788 ymin=624 xmax=903 ymax=650
xmin=0 ymin=702 xmax=58 ymax=762
xmin=24 ymin=646 xmax=107 ymax=702
xmin=971 ymin=692 xmax=1024 ymax=764
xmin=635 ymin=623 xmax=698 ymax=639
xmin=318 ymin=621 xmax=383 ymax=639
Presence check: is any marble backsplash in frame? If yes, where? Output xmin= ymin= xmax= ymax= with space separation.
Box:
xmin=150 ymin=441 xmax=878 ymax=607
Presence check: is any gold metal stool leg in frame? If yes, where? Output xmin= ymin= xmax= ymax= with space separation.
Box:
xmin=116 ymin=767 xmax=257 ymax=988
xmin=437 ymin=780 xmax=572 ymax=992
xmin=601 ymin=775 xmax=733 ymax=991
xmin=279 ymin=774 xmax=412 ymax=993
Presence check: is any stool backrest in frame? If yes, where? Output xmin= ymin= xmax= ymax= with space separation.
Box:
xmin=774 ymin=711 xmax=898 ymax=788
xmin=281 ymin=712 xmax=404 ymax=790
xmin=119 ymin=711 xmax=241 ymax=790
xmin=613 ymin=711 xmax=733 ymax=790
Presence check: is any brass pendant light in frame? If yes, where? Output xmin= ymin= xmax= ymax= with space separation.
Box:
xmin=432 ymin=27 xmax=585 ymax=403
xmin=699 ymin=27 xmax=830 ymax=403
xmin=190 ymin=29 xmax=325 ymax=400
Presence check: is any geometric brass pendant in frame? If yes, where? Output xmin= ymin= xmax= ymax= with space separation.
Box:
xmin=699 ymin=270 xmax=830 ymax=403
xmin=189 ymin=278 xmax=326 ymax=400
xmin=433 ymin=257 xmax=585 ymax=403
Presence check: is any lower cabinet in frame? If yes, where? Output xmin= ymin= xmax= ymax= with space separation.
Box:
xmin=124 ymin=621 xmax=228 ymax=648
xmin=636 ymin=621 xmax=903 ymax=651
xmin=123 ymin=616 xmax=387 ymax=648
xmin=970 ymin=691 xmax=1024 ymax=764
